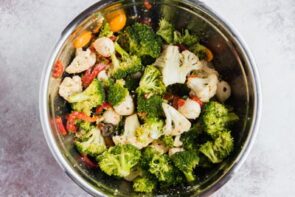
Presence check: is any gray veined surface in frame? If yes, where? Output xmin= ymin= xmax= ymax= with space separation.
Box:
xmin=0 ymin=0 xmax=294 ymax=196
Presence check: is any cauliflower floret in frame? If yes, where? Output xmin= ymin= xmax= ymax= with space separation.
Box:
xmin=154 ymin=45 xmax=180 ymax=86
xmin=187 ymin=74 xmax=218 ymax=102
xmin=162 ymin=103 xmax=191 ymax=136
xmin=58 ymin=76 xmax=82 ymax=101
xmin=93 ymin=37 xmax=115 ymax=57
xmin=179 ymin=50 xmax=203 ymax=83
xmin=65 ymin=48 xmax=96 ymax=74
xmin=168 ymin=147 xmax=184 ymax=156
xmin=113 ymin=114 xmax=140 ymax=145
xmin=113 ymin=94 xmax=134 ymax=116
xmin=103 ymin=108 xmax=121 ymax=125
xmin=173 ymin=135 xmax=183 ymax=147
xmin=154 ymin=46 xmax=202 ymax=86
xmin=97 ymin=69 xmax=109 ymax=81
xmin=178 ymin=98 xmax=201 ymax=119
xmin=216 ymin=80 xmax=231 ymax=103
xmin=112 ymin=114 xmax=160 ymax=150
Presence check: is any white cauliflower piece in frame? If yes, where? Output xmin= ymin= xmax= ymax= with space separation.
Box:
xmin=113 ymin=94 xmax=134 ymax=116
xmin=216 ymin=80 xmax=231 ymax=103
xmin=168 ymin=147 xmax=184 ymax=156
xmin=162 ymin=103 xmax=191 ymax=136
xmin=113 ymin=115 xmax=164 ymax=150
xmin=154 ymin=45 xmax=180 ymax=86
xmin=103 ymin=108 xmax=121 ymax=125
xmin=173 ymin=135 xmax=183 ymax=147
xmin=65 ymin=48 xmax=96 ymax=74
xmin=187 ymin=74 xmax=218 ymax=102
xmin=179 ymin=50 xmax=203 ymax=83
xmin=178 ymin=98 xmax=201 ymax=119
xmin=112 ymin=114 xmax=140 ymax=145
xmin=97 ymin=69 xmax=109 ymax=81
xmin=154 ymin=46 xmax=202 ymax=86
xmin=58 ymin=76 xmax=82 ymax=101
xmin=93 ymin=37 xmax=115 ymax=57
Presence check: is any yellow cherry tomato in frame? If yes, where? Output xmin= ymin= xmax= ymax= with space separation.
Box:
xmin=108 ymin=13 xmax=126 ymax=32
xmin=105 ymin=4 xmax=126 ymax=32
xmin=205 ymin=48 xmax=214 ymax=62
xmin=73 ymin=31 xmax=92 ymax=48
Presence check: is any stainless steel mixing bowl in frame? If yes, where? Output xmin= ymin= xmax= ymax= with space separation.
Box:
xmin=39 ymin=0 xmax=262 ymax=196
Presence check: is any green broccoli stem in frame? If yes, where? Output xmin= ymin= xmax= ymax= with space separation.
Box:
xmin=227 ymin=112 xmax=239 ymax=122
xmin=184 ymin=171 xmax=196 ymax=182
xmin=111 ymin=53 xmax=120 ymax=69
xmin=120 ymin=153 xmax=130 ymax=177
xmin=115 ymin=42 xmax=129 ymax=59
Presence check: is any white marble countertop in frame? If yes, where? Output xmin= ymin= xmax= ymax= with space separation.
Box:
xmin=0 ymin=0 xmax=294 ymax=196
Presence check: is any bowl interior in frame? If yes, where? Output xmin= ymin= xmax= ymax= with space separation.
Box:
xmin=44 ymin=0 xmax=257 ymax=196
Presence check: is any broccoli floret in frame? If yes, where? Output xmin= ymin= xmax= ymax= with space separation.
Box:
xmin=99 ymin=21 xmax=113 ymax=38
xmin=160 ymin=135 xmax=174 ymax=148
xmin=149 ymin=154 xmax=174 ymax=182
xmin=136 ymin=65 xmax=166 ymax=97
xmin=107 ymin=79 xmax=135 ymax=115
xmin=141 ymin=147 xmax=179 ymax=184
xmin=124 ymin=74 xmax=141 ymax=91
xmin=137 ymin=94 xmax=163 ymax=119
xmin=157 ymin=18 xmax=174 ymax=44
xmin=97 ymin=144 xmax=141 ymax=177
xmin=118 ymin=23 xmax=162 ymax=58
xmin=110 ymin=42 xmax=142 ymax=79
xmin=198 ymin=154 xmax=213 ymax=168
xmin=156 ymin=19 xmax=198 ymax=47
xmin=74 ymin=127 xmax=107 ymax=157
xmin=135 ymin=118 xmax=164 ymax=146
xmin=173 ymin=29 xmax=198 ymax=47
xmin=141 ymin=147 xmax=157 ymax=170
xmin=181 ymin=123 xmax=203 ymax=151
xmin=133 ymin=176 xmax=156 ymax=193
xmin=202 ymin=101 xmax=239 ymax=137
xmin=159 ymin=167 xmax=184 ymax=188
xmin=171 ymin=150 xmax=199 ymax=182
xmin=107 ymin=80 xmax=128 ymax=106
xmin=143 ymin=148 xmax=174 ymax=182
xmin=199 ymin=131 xmax=234 ymax=164
xmin=190 ymin=43 xmax=208 ymax=60
xmin=76 ymin=120 xmax=91 ymax=132
xmin=68 ymin=79 xmax=105 ymax=115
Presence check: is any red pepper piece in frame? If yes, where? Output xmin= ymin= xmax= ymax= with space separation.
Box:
xmin=55 ymin=116 xmax=67 ymax=136
xmin=177 ymin=98 xmax=186 ymax=108
xmin=80 ymin=155 xmax=97 ymax=169
xmin=191 ymin=95 xmax=203 ymax=107
xmin=52 ymin=60 xmax=64 ymax=78
xmin=144 ymin=0 xmax=152 ymax=10
xmin=95 ymin=102 xmax=111 ymax=114
xmin=81 ymin=63 xmax=107 ymax=88
xmin=66 ymin=112 xmax=98 ymax=133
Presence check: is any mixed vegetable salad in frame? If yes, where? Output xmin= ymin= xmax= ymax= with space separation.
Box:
xmin=53 ymin=6 xmax=239 ymax=193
